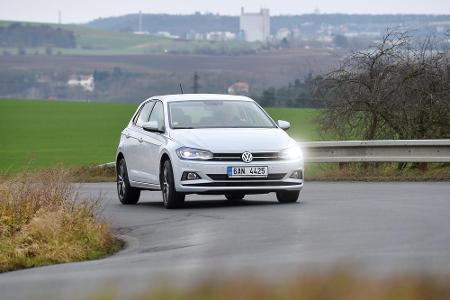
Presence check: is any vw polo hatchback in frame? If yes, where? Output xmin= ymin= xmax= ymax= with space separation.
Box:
xmin=116 ymin=94 xmax=303 ymax=208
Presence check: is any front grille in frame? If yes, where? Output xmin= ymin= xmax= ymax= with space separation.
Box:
xmin=212 ymin=152 xmax=280 ymax=162
xmin=182 ymin=181 xmax=299 ymax=187
xmin=207 ymin=173 xmax=286 ymax=181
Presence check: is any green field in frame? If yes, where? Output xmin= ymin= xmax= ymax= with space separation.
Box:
xmin=0 ymin=20 xmax=261 ymax=56
xmin=0 ymin=99 xmax=320 ymax=173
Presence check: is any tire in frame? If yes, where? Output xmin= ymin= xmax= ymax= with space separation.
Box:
xmin=161 ymin=160 xmax=185 ymax=209
xmin=117 ymin=158 xmax=141 ymax=205
xmin=225 ymin=192 xmax=245 ymax=201
xmin=276 ymin=190 xmax=300 ymax=203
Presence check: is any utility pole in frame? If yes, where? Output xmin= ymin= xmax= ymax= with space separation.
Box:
xmin=58 ymin=10 xmax=62 ymax=25
xmin=138 ymin=11 xmax=143 ymax=32
xmin=192 ymin=72 xmax=200 ymax=93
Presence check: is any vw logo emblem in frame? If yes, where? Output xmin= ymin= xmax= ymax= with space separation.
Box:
xmin=241 ymin=151 xmax=253 ymax=163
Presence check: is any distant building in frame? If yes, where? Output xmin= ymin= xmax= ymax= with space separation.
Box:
xmin=156 ymin=31 xmax=180 ymax=39
xmin=228 ymin=81 xmax=250 ymax=95
xmin=205 ymin=31 xmax=236 ymax=41
xmin=239 ymin=7 xmax=270 ymax=42
xmin=276 ymin=28 xmax=291 ymax=41
xmin=186 ymin=31 xmax=235 ymax=41
xmin=67 ymin=75 xmax=94 ymax=92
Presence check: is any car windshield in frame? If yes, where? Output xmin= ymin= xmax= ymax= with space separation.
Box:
xmin=169 ymin=100 xmax=276 ymax=129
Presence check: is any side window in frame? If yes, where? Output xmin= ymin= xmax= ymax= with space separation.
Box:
xmin=148 ymin=102 xmax=165 ymax=131
xmin=135 ymin=101 xmax=155 ymax=127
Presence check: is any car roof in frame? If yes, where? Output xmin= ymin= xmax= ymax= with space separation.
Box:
xmin=149 ymin=94 xmax=254 ymax=103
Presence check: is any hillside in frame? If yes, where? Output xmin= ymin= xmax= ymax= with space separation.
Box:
xmin=0 ymin=49 xmax=339 ymax=101
xmin=0 ymin=20 xmax=260 ymax=55
xmin=87 ymin=13 xmax=450 ymax=38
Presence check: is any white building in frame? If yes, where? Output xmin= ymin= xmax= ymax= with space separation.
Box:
xmin=228 ymin=81 xmax=250 ymax=95
xmin=156 ymin=31 xmax=180 ymax=39
xmin=276 ymin=28 xmax=291 ymax=41
xmin=239 ymin=7 xmax=270 ymax=42
xmin=206 ymin=31 xmax=236 ymax=41
xmin=67 ymin=75 xmax=94 ymax=92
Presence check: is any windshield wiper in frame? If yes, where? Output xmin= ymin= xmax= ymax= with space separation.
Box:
xmin=173 ymin=126 xmax=195 ymax=129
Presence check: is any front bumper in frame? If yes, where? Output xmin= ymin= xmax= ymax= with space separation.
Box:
xmin=172 ymin=158 xmax=303 ymax=194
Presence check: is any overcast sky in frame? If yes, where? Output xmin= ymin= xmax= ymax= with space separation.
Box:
xmin=0 ymin=0 xmax=449 ymax=24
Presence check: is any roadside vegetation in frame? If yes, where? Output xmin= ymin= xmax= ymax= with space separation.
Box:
xmin=0 ymin=169 xmax=121 ymax=273
xmin=307 ymin=163 xmax=450 ymax=181
xmin=81 ymin=269 xmax=450 ymax=300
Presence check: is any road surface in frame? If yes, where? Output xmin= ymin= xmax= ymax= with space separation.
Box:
xmin=1 ymin=182 xmax=450 ymax=299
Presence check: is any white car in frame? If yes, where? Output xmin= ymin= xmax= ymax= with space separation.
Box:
xmin=116 ymin=94 xmax=304 ymax=208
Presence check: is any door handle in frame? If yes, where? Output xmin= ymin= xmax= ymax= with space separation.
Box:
xmin=138 ymin=137 xmax=143 ymax=143
xmin=125 ymin=133 xmax=130 ymax=139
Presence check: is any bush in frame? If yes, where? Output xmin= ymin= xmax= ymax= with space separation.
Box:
xmin=0 ymin=169 xmax=120 ymax=272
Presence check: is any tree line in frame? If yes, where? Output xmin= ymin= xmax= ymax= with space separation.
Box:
xmin=0 ymin=23 xmax=76 ymax=48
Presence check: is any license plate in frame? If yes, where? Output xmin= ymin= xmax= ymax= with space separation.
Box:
xmin=227 ymin=166 xmax=268 ymax=178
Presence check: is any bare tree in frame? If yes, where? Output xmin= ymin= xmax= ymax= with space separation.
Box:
xmin=316 ymin=30 xmax=450 ymax=141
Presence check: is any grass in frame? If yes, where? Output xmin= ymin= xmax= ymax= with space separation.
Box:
xmin=0 ymin=168 xmax=121 ymax=272
xmin=78 ymin=269 xmax=450 ymax=300
xmin=0 ymin=99 xmax=137 ymax=173
xmin=266 ymin=107 xmax=322 ymax=141
xmin=0 ymin=99 xmax=318 ymax=173
xmin=1 ymin=98 xmax=448 ymax=181
xmin=307 ymin=163 xmax=450 ymax=181
xmin=70 ymin=164 xmax=117 ymax=182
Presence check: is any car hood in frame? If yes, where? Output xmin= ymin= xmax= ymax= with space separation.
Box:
xmin=169 ymin=128 xmax=295 ymax=152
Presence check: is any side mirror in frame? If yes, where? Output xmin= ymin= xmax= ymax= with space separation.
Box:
xmin=277 ymin=120 xmax=290 ymax=131
xmin=142 ymin=121 xmax=163 ymax=133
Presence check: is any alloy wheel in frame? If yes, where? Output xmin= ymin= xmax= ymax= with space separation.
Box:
xmin=117 ymin=162 xmax=126 ymax=200
xmin=162 ymin=167 xmax=170 ymax=205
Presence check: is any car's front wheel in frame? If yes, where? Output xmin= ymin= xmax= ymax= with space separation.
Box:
xmin=276 ymin=190 xmax=300 ymax=203
xmin=117 ymin=158 xmax=141 ymax=205
xmin=161 ymin=160 xmax=185 ymax=209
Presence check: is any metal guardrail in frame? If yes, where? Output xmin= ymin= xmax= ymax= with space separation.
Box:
xmin=100 ymin=140 xmax=450 ymax=167
xmin=300 ymin=139 xmax=450 ymax=163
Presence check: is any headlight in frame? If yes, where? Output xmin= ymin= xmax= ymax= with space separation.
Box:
xmin=279 ymin=146 xmax=303 ymax=160
xmin=176 ymin=147 xmax=213 ymax=160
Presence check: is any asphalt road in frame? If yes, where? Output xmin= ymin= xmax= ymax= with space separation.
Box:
xmin=1 ymin=182 xmax=450 ymax=299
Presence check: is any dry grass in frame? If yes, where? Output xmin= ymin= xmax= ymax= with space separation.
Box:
xmin=70 ymin=165 xmax=116 ymax=182
xmin=307 ymin=163 xmax=450 ymax=181
xmin=0 ymin=164 xmax=116 ymax=183
xmin=0 ymin=169 xmax=121 ymax=273
xmin=90 ymin=269 xmax=450 ymax=300
xmin=2 ymin=162 xmax=449 ymax=184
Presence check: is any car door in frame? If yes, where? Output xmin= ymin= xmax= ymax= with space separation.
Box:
xmin=126 ymin=101 xmax=155 ymax=183
xmin=136 ymin=101 xmax=166 ymax=185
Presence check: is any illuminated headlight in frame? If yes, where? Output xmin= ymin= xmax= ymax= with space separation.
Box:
xmin=279 ymin=146 xmax=303 ymax=160
xmin=176 ymin=147 xmax=213 ymax=160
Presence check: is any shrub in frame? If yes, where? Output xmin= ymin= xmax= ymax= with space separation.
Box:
xmin=0 ymin=169 xmax=120 ymax=272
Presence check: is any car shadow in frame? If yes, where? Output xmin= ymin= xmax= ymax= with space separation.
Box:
xmin=137 ymin=198 xmax=291 ymax=209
